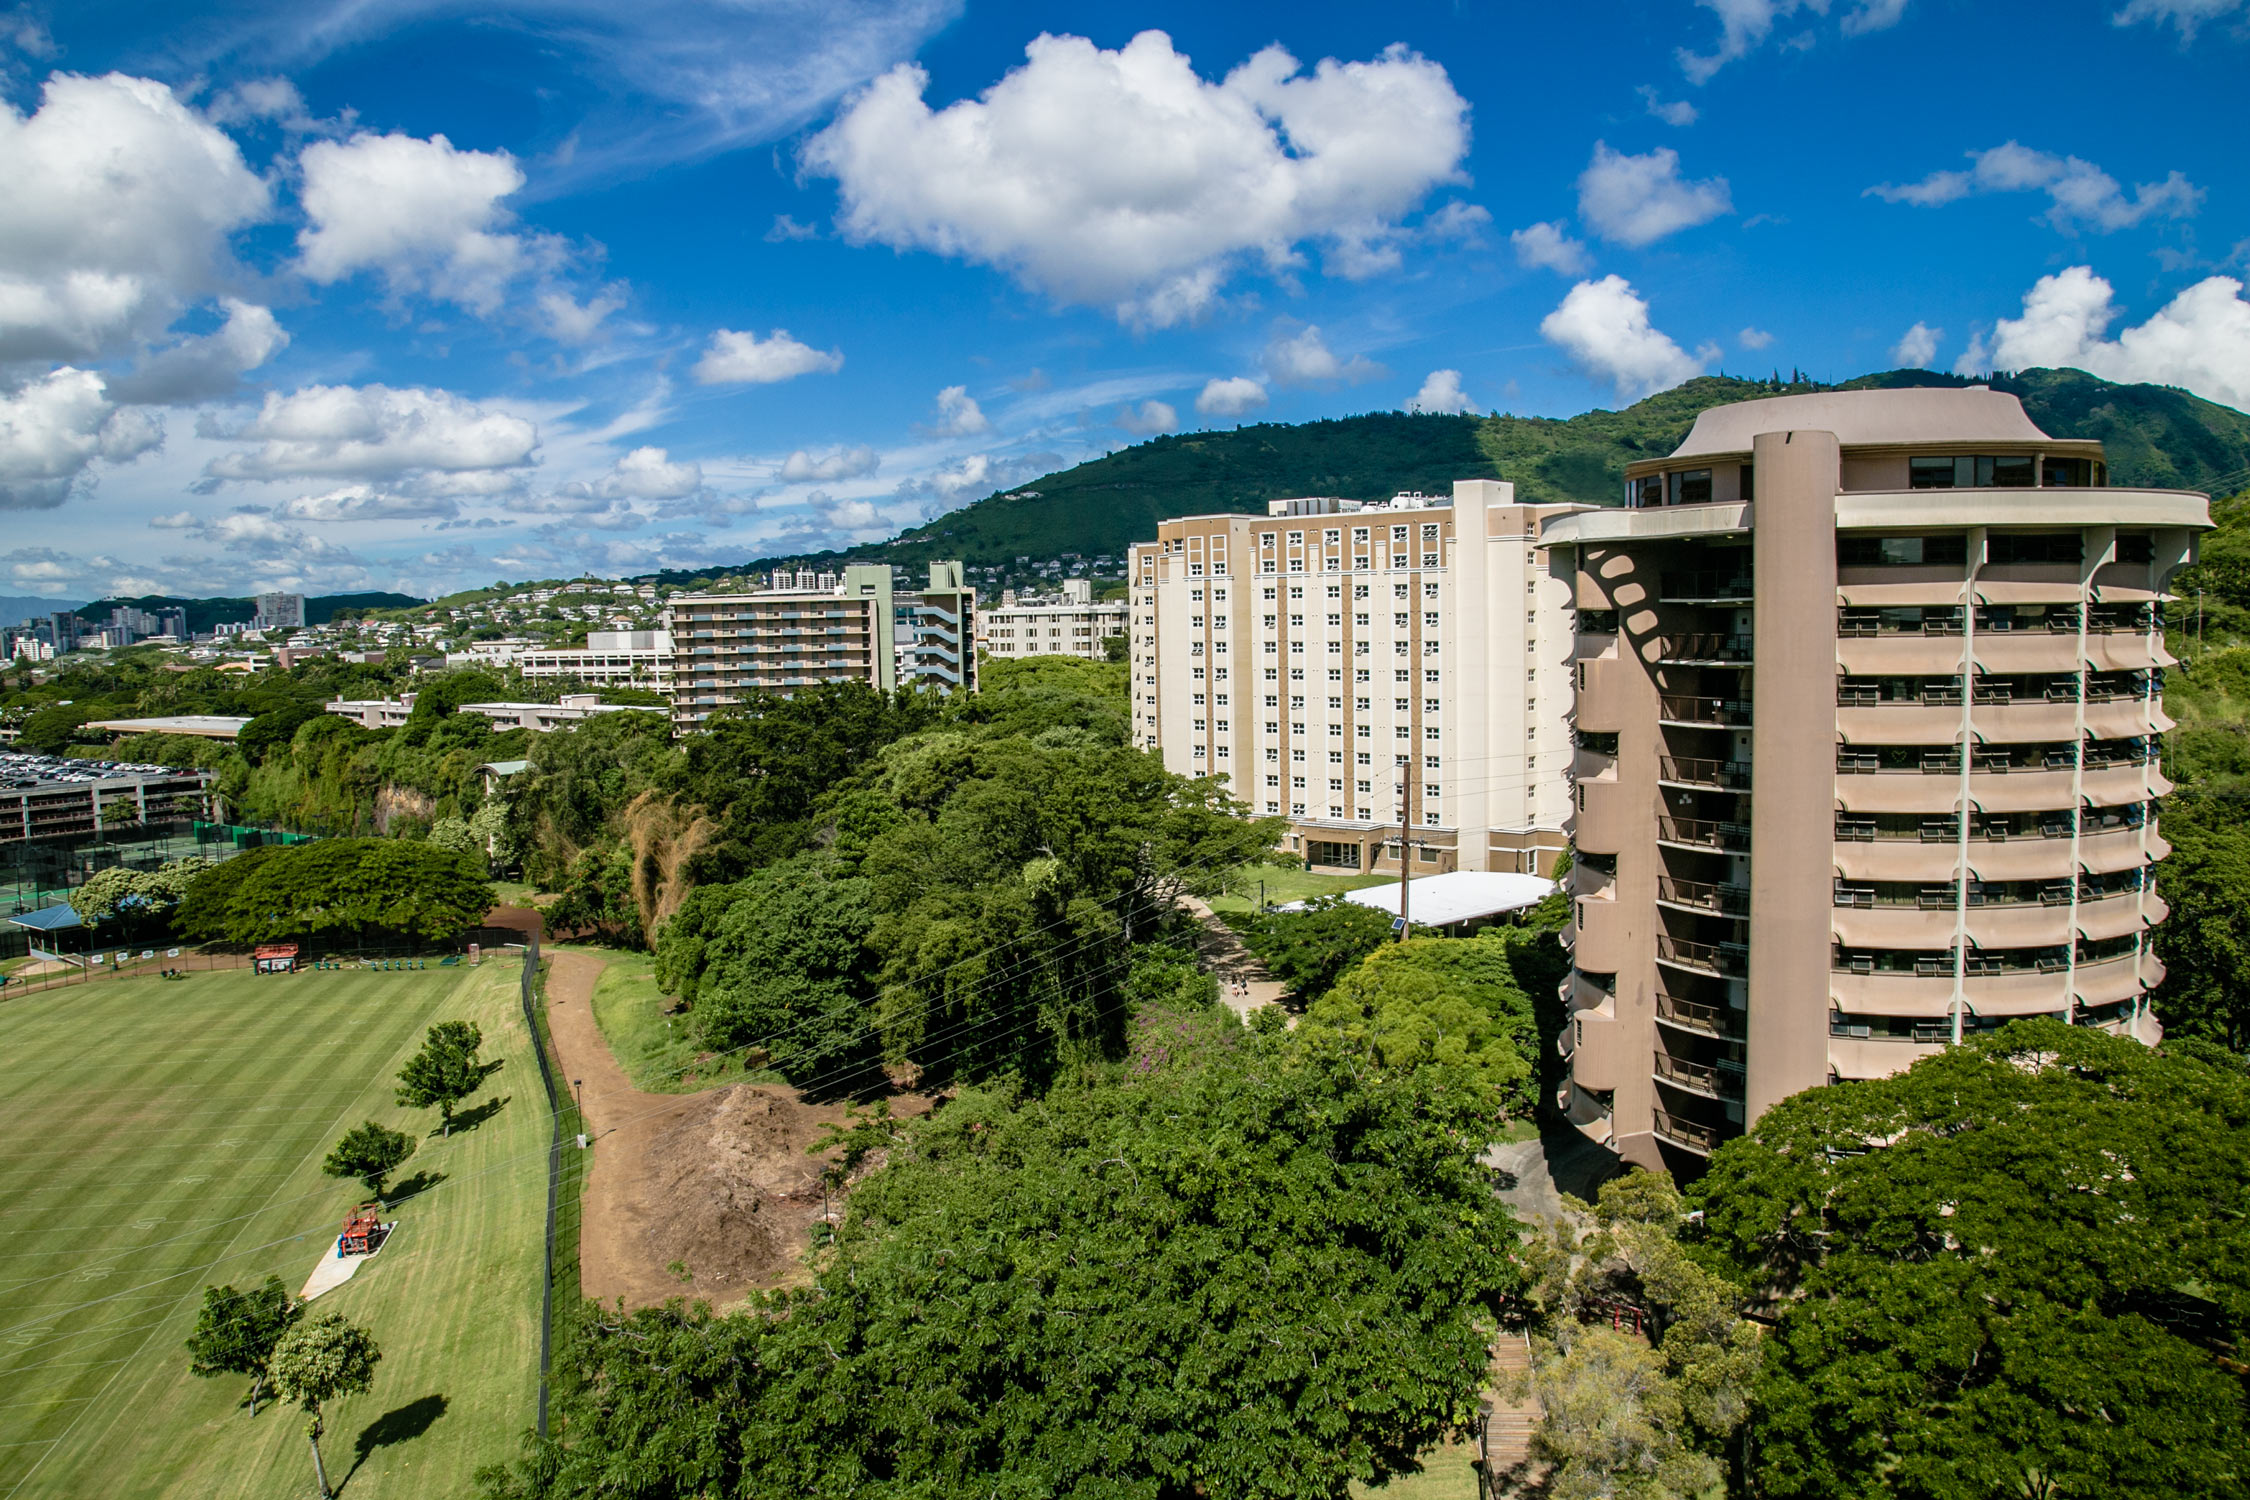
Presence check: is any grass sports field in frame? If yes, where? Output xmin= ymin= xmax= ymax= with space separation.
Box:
xmin=0 ymin=959 xmax=550 ymax=1499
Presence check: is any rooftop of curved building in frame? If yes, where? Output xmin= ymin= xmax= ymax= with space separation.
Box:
xmin=1667 ymin=385 xmax=2096 ymax=461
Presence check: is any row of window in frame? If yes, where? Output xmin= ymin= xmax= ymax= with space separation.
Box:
xmin=1838 ymin=531 xmax=2154 ymax=568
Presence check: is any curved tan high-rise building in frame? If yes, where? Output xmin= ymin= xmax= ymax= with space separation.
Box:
xmin=1540 ymin=386 xmax=2210 ymax=1172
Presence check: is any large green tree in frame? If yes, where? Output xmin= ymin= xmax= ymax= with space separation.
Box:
xmin=270 ymin=1313 xmax=381 ymax=1499
xmin=655 ymin=854 xmax=879 ymax=1087
xmin=395 ymin=1021 xmax=500 ymax=1136
xmin=1238 ymin=895 xmax=1404 ymax=1002
xmin=322 ymin=1120 xmax=417 ymax=1200
xmin=1301 ymin=934 xmax=1540 ymax=1117
xmin=184 ymin=1276 xmax=301 ymax=1417
xmin=481 ymin=1022 xmax=1522 ymax=1499
xmin=177 ymin=839 xmax=494 ymax=946
xmin=2151 ymin=790 xmax=2250 ymax=1050
xmin=1690 ymin=1020 xmax=2250 ymax=1500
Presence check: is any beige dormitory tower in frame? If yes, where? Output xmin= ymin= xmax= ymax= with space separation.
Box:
xmin=1129 ymin=480 xmax=1586 ymax=877
xmin=1541 ymin=386 xmax=2210 ymax=1172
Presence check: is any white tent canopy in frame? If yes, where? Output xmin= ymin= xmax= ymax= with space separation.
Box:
xmin=1338 ymin=871 xmax=1557 ymax=927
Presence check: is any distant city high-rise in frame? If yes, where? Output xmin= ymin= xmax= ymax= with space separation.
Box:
xmin=254 ymin=592 xmax=307 ymax=631
xmin=1542 ymin=386 xmax=2209 ymax=1172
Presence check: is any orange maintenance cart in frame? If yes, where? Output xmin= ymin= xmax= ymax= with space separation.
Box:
xmin=338 ymin=1203 xmax=382 ymax=1256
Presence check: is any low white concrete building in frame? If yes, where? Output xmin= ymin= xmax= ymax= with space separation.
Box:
xmin=977 ymin=578 xmax=1127 ymax=661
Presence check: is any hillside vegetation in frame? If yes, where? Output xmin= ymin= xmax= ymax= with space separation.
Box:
xmin=702 ymin=367 xmax=2250 ymax=581
xmin=68 ymin=590 xmax=423 ymax=633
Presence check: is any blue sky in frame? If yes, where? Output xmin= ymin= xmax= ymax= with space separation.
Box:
xmin=2 ymin=0 xmax=2246 ymax=601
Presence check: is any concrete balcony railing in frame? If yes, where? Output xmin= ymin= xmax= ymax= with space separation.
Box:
xmin=1657 ymin=935 xmax=1749 ymax=977
xmin=1653 ymin=1051 xmax=1746 ymax=1101
xmin=1659 ymin=571 xmax=1754 ymax=603
xmin=1658 ymin=816 xmax=1753 ymax=853
xmin=1659 ymin=693 xmax=1754 ymax=727
xmin=1659 ymin=756 xmax=1753 ymax=789
xmin=1658 ymin=876 xmax=1750 ymax=915
xmin=1655 ymin=992 xmax=1742 ymax=1037
xmin=1651 ymin=1108 xmax=1724 ymax=1156
xmin=1655 ymin=633 xmax=1754 ymax=664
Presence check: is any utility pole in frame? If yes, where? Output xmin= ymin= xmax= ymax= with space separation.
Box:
xmin=1395 ymin=760 xmax=1415 ymax=941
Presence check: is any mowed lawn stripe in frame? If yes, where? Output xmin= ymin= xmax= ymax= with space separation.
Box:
xmin=10 ymin=960 xmax=548 ymax=1500
xmin=0 ymin=966 xmax=472 ymax=1498
xmin=0 ymin=992 xmax=398 ymax=1339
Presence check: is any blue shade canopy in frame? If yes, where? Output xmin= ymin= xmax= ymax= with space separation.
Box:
xmin=10 ymin=904 xmax=84 ymax=933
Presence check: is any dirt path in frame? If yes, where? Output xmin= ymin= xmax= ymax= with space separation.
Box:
xmin=1179 ymin=897 xmax=1286 ymax=1021
xmin=540 ymin=945 xmax=887 ymax=1309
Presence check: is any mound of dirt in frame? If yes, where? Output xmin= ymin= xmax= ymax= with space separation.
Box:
xmin=637 ymin=1084 xmax=844 ymax=1297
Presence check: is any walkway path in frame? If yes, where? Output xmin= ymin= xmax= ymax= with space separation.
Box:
xmin=1178 ymin=897 xmax=1286 ymax=1021
xmin=1483 ymin=1331 xmax=1546 ymax=1495
xmin=535 ymin=944 xmax=723 ymax=1307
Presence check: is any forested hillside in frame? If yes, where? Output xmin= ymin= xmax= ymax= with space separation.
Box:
xmin=66 ymin=590 xmax=423 ymax=633
xmin=707 ymin=367 xmax=2250 ymax=581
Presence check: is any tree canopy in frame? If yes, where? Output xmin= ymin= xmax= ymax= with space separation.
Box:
xmin=1301 ymin=934 xmax=1540 ymax=1117
xmin=185 ymin=1276 xmax=301 ymax=1418
xmin=1689 ymin=1020 xmax=2250 ymax=1500
xmin=177 ymin=839 xmax=494 ymax=946
xmin=481 ymin=1013 xmax=1523 ymax=1500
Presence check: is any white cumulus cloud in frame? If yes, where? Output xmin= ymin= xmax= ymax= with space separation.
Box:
xmin=1196 ymin=376 xmax=1268 ymax=417
xmin=1638 ymin=85 xmax=1698 ymax=125
xmin=1868 ymin=142 xmax=2200 ymax=232
xmin=1265 ymin=325 xmax=1384 ymax=386
xmin=2113 ymin=0 xmax=2247 ymax=38
xmin=107 ymin=298 xmax=288 ymax=405
xmin=1116 ymin=399 xmax=1179 ymax=436
xmin=1406 ymin=369 xmax=1477 ymax=414
xmin=1511 ymin=221 xmax=1593 ymax=276
xmin=278 ymin=484 xmax=460 ymax=522
xmin=0 ymin=72 xmax=270 ymax=363
xmin=779 ymin=445 xmax=880 ymax=483
xmin=692 ymin=328 xmax=844 ymax=385
xmin=598 ymin=446 xmax=702 ymax=501
xmin=1739 ymin=326 xmax=1775 ymax=350
xmin=0 ymin=366 xmax=164 ymax=509
xmin=1893 ymin=321 xmax=1941 ymax=368
xmin=297 ymin=131 xmax=554 ymax=315
xmin=201 ymin=383 xmax=539 ymax=484
xmin=801 ymin=30 xmax=1472 ymax=325
xmin=1578 ymin=142 xmax=1731 ymax=247
xmin=1678 ymin=0 xmax=1913 ymax=83
xmin=1541 ymin=276 xmax=1710 ymax=401
xmin=1960 ymin=266 xmax=2250 ymax=413
xmin=930 ymin=384 xmax=990 ymax=436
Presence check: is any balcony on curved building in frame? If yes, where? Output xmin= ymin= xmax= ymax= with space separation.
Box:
xmin=1656 ymin=990 xmax=1744 ymax=1039
xmin=1658 ymin=875 xmax=1750 ymax=917
xmin=1651 ymin=1108 xmax=1724 ymax=1157
xmin=1659 ymin=570 xmax=1754 ymax=604
xmin=1659 ymin=755 xmax=1753 ymax=791
xmin=1653 ymin=1050 xmax=1745 ymax=1102
xmin=1659 ymin=815 xmax=1753 ymax=854
xmin=1655 ymin=632 xmax=1754 ymax=666
xmin=1657 ymin=934 xmax=1748 ymax=978
xmin=1572 ymin=776 xmax=1634 ymax=856
xmin=1659 ymin=693 xmax=1753 ymax=728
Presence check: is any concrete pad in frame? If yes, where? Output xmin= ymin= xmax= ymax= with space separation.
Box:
xmin=299 ymin=1222 xmax=394 ymax=1301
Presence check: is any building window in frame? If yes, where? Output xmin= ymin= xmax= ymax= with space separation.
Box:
xmin=1988 ymin=532 xmax=2084 ymax=566
xmin=1908 ymin=455 xmax=2037 ymax=489
xmin=1667 ymin=469 xmax=1713 ymax=504
xmin=1837 ymin=535 xmax=1969 ymax=567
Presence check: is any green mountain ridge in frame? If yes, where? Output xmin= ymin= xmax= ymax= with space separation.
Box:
xmin=68 ymin=591 xmax=424 ymax=634
xmin=664 ymin=367 xmax=2250 ymax=585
